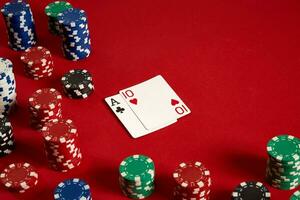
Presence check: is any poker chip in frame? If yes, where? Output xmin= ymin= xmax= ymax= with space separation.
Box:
xmin=61 ymin=69 xmax=94 ymax=99
xmin=45 ymin=1 xmax=72 ymax=35
xmin=232 ymin=181 xmax=271 ymax=200
xmin=54 ymin=178 xmax=92 ymax=199
xmin=119 ymin=155 xmax=155 ymax=199
xmin=20 ymin=46 xmax=54 ymax=80
xmin=1 ymin=1 xmax=37 ymax=51
xmin=42 ymin=119 xmax=82 ymax=172
xmin=0 ymin=114 xmax=15 ymax=157
xmin=172 ymin=161 xmax=211 ymax=200
xmin=0 ymin=58 xmax=17 ymax=115
xmin=290 ymin=190 xmax=300 ymax=200
xmin=0 ymin=162 xmax=38 ymax=193
xmin=57 ymin=8 xmax=91 ymax=60
xmin=266 ymin=135 xmax=300 ymax=190
xmin=28 ymin=88 xmax=62 ymax=129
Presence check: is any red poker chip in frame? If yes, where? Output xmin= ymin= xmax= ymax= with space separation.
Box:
xmin=29 ymin=88 xmax=62 ymax=110
xmin=173 ymin=162 xmax=211 ymax=189
xmin=20 ymin=46 xmax=52 ymax=65
xmin=0 ymin=162 xmax=38 ymax=193
xmin=42 ymin=119 xmax=77 ymax=143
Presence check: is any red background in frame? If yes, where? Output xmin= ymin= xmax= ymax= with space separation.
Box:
xmin=0 ymin=0 xmax=300 ymax=199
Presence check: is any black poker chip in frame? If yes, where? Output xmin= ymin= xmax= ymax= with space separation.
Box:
xmin=61 ymin=69 xmax=94 ymax=99
xmin=232 ymin=181 xmax=271 ymax=200
xmin=0 ymin=114 xmax=14 ymax=157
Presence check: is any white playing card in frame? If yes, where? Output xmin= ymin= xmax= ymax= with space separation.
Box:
xmin=119 ymin=75 xmax=190 ymax=130
xmin=105 ymin=94 xmax=177 ymax=138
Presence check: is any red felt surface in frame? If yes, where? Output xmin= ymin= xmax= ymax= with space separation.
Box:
xmin=0 ymin=0 xmax=300 ymax=199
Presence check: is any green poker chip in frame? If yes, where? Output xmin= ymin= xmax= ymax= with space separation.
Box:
xmin=45 ymin=1 xmax=72 ymax=18
xmin=291 ymin=190 xmax=300 ymax=200
xmin=119 ymin=154 xmax=155 ymax=183
xmin=267 ymin=135 xmax=300 ymax=163
xmin=119 ymin=154 xmax=155 ymax=199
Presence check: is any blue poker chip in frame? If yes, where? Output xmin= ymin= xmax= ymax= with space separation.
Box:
xmin=57 ymin=8 xmax=87 ymax=26
xmin=1 ymin=1 xmax=30 ymax=17
xmin=54 ymin=178 xmax=92 ymax=200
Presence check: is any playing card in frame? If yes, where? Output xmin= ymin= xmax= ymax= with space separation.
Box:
xmin=119 ymin=75 xmax=190 ymax=130
xmin=105 ymin=94 xmax=177 ymax=138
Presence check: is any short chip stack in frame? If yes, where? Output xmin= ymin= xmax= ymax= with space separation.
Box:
xmin=42 ymin=119 xmax=82 ymax=172
xmin=28 ymin=88 xmax=62 ymax=129
xmin=57 ymin=8 xmax=91 ymax=61
xmin=0 ymin=58 xmax=17 ymax=115
xmin=173 ymin=161 xmax=211 ymax=200
xmin=54 ymin=178 xmax=92 ymax=199
xmin=266 ymin=134 xmax=300 ymax=190
xmin=1 ymin=0 xmax=37 ymax=51
xmin=61 ymin=69 xmax=94 ymax=99
xmin=232 ymin=181 xmax=271 ymax=199
xmin=20 ymin=46 xmax=54 ymax=80
xmin=0 ymin=114 xmax=14 ymax=157
xmin=119 ymin=155 xmax=155 ymax=199
xmin=0 ymin=162 xmax=38 ymax=193
xmin=45 ymin=1 xmax=72 ymax=35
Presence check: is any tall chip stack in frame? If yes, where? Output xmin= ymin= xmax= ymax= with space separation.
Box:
xmin=61 ymin=69 xmax=94 ymax=99
xmin=44 ymin=1 xmax=72 ymax=35
xmin=1 ymin=0 xmax=37 ymax=51
xmin=20 ymin=46 xmax=54 ymax=80
xmin=119 ymin=155 xmax=155 ymax=199
xmin=0 ymin=58 xmax=17 ymax=115
xmin=54 ymin=178 xmax=92 ymax=199
xmin=42 ymin=119 xmax=82 ymax=172
xmin=231 ymin=181 xmax=271 ymax=199
xmin=172 ymin=161 xmax=211 ymax=200
xmin=28 ymin=88 xmax=62 ymax=129
xmin=266 ymin=134 xmax=300 ymax=190
xmin=0 ymin=162 xmax=39 ymax=193
xmin=0 ymin=114 xmax=15 ymax=157
xmin=57 ymin=8 xmax=91 ymax=61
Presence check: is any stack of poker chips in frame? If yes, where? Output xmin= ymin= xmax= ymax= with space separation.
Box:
xmin=1 ymin=0 xmax=37 ymax=51
xmin=20 ymin=46 xmax=54 ymax=80
xmin=0 ymin=114 xmax=14 ymax=157
xmin=232 ymin=181 xmax=271 ymax=199
xmin=57 ymin=8 xmax=91 ymax=61
xmin=266 ymin=134 xmax=300 ymax=190
xmin=0 ymin=162 xmax=38 ymax=193
xmin=42 ymin=119 xmax=82 ymax=172
xmin=0 ymin=58 xmax=17 ymax=115
xmin=28 ymin=88 xmax=62 ymax=130
xmin=173 ymin=161 xmax=211 ymax=200
xmin=54 ymin=178 xmax=92 ymax=199
xmin=119 ymin=155 xmax=155 ymax=199
xmin=61 ymin=69 xmax=94 ymax=99
xmin=45 ymin=1 xmax=72 ymax=35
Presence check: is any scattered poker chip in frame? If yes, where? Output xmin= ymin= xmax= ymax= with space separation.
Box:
xmin=266 ymin=135 xmax=300 ymax=190
xmin=61 ymin=69 xmax=94 ymax=99
xmin=57 ymin=8 xmax=91 ymax=60
xmin=54 ymin=178 xmax=91 ymax=199
xmin=42 ymin=119 xmax=82 ymax=172
xmin=20 ymin=46 xmax=54 ymax=80
xmin=232 ymin=181 xmax=271 ymax=200
xmin=45 ymin=1 xmax=72 ymax=35
xmin=0 ymin=162 xmax=38 ymax=193
xmin=28 ymin=88 xmax=62 ymax=129
xmin=0 ymin=58 xmax=17 ymax=115
xmin=291 ymin=190 xmax=300 ymax=200
xmin=1 ymin=1 xmax=37 ymax=51
xmin=0 ymin=114 xmax=15 ymax=157
xmin=119 ymin=155 xmax=155 ymax=199
xmin=172 ymin=161 xmax=211 ymax=200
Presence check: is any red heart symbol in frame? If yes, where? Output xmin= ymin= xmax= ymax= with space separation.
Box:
xmin=171 ymin=99 xmax=179 ymax=106
xmin=130 ymin=98 xmax=138 ymax=105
